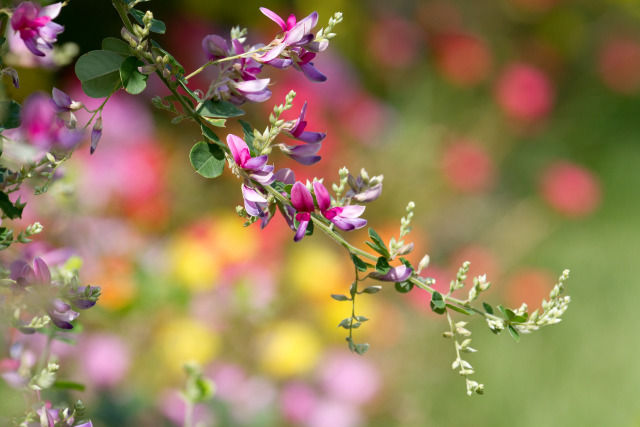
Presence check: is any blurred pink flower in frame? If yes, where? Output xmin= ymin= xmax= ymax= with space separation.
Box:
xmin=539 ymin=161 xmax=601 ymax=218
xmin=307 ymin=399 xmax=363 ymax=427
xmin=280 ymin=382 xmax=318 ymax=424
xmin=11 ymin=2 xmax=63 ymax=57
xmin=441 ymin=139 xmax=495 ymax=193
xmin=495 ymin=63 xmax=554 ymax=122
xmin=598 ymin=36 xmax=640 ymax=95
xmin=318 ymin=351 xmax=380 ymax=406
xmin=505 ymin=268 xmax=555 ymax=310
xmin=79 ymin=334 xmax=130 ymax=387
xmin=160 ymin=390 xmax=213 ymax=427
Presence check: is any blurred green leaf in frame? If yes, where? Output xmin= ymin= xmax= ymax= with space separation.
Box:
xmin=53 ymin=381 xmax=86 ymax=391
xmin=508 ymin=325 xmax=520 ymax=342
xmin=482 ymin=302 xmax=494 ymax=315
xmin=0 ymin=100 xmax=21 ymax=131
xmin=395 ymin=280 xmax=413 ymax=293
xmin=446 ymin=304 xmax=473 ymax=315
xmin=331 ymin=294 xmax=350 ymax=301
xmin=0 ymin=191 xmax=23 ymax=219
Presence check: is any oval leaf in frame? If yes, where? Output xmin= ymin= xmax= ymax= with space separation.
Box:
xmin=75 ymin=50 xmax=124 ymax=98
xmin=196 ymin=100 xmax=245 ymax=118
xmin=102 ymin=37 xmax=133 ymax=56
xmin=189 ymin=141 xmax=225 ymax=178
xmin=120 ymin=56 xmax=148 ymax=95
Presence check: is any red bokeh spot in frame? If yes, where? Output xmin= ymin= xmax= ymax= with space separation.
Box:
xmin=505 ymin=268 xmax=555 ymax=310
xmin=367 ymin=16 xmax=421 ymax=69
xmin=539 ymin=161 xmax=602 ymax=218
xmin=598 ymin=36 xmax=640 ymax=95
xmin=441 ymin=139 xmax=495 ymax=193
xmin=495 ymin=62 xmax=554 ymax=122
xmin=433 ymin=33 xmax=492 ymax=87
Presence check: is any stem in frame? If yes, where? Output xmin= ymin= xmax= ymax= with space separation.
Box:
xmin=35 ymin=328 xmax=54 ymax=373
xmin=112 ymin=0 xmax=134 ymax=34
xmin=184 ymin=47 xmax=269 ymax=81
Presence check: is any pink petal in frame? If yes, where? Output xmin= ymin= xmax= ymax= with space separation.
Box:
xmin=291 ymin=182 xmax=314 ymax=212
xmin=260 ymin=7 xmax=287 ymax=32
xmin=312 ymin=181 xmax=331 ymax=212
xmin=226 ymin=134 xmax=249 ymax=164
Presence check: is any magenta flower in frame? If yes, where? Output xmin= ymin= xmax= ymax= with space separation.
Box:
xmin=313 ymin=181 xmax=367 ymax=231
xmin=202 ymin=34 xmax=229 ymax=61
xmin=258 ymin=8 xmax=319 ymax=62
xmin=226 ymin=134 xmax=274 ymax=184
xmin=290 ymin=182 xmax=316 ymax=241
xmin=11 ymin=2 xmax=64 ymax=57
xmin=281 ymin=142 xmax=322 ymax=165
xmin=283 ymin=102 xmax=326 ymax=143
xmin=290 ymin=48 xmax=327 ymax=82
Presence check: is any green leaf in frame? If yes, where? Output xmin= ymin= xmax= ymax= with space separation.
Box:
xmin=196 ymin=100 xmax=245 ymax=118
xmin=200 ymin=124 xmax=222 ymax=146
xmin=446 ymin=304 xmax=473 ymax=315
xmin=497 ymin=305 xmax=515 ymax=321
xmin=53 ymin=380 xmax=86 ymax=391
xmin=0 ymin=100 xmax=21 ymax=131
xmin=366 ymin=228 xmax=390 ymax=258
xmin=130 ymin=8 xmax=166 ymax=34
xmin=338 ymin=318 xmax=352 ymax=329
xmin=430 ymin=291 xmax=446 ymax=314
xmin=239 ymin=119 xmax=256 ymax=154
xmin=354 ymin=343 xmax=370 ymax=355
xmin=120 ymin=56 xmax=148 ymax=95
xmin=395 ymin=281 xmax=413 ymax=293
xmin=354 ymin=316 xmax=369 ymax=322
xmin=482 ymin=302 xmax=494 ymax=315
xmin=375 ymin=257 xmax=391 ymax=274
xmin=511 ymin=314 xmax=528 ymax=323
xmin=0 ymin=191 xmax=23 ymax=219
xmin=101 ymin=37 xmax=132 ymax=56
xmin=75 ymin=50 xmax=124 ymax=98
xmin=330 ymin=294 xmax=350 ymax=302
xmin=189 ymin=141 xmax=225 ymax=178
xmin=304 ymin=220 xmax=314 ymax=236
xmin=350 ymin=254 xmax=368 ymax=272
xmin=361 ymin=285 xmax=382 ymax=294
xmin=508 ymin=325 xmax=520 ymax=342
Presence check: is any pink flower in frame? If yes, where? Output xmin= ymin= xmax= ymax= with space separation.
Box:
xmin=539 ymin=161 xmax=601 ymax=218
xmin=11 ymin=2 xmax=64 ymax=57
xmin=290 ymin=182 xmax=315 ymax=241
xmin=313 ymin=181 xmax=367 ymax=231
xmin=226 ymin=134 xmax=274 ymax=184
xmin=258 ymin=8 xmax=319 ymax=62
xmin=495 ymin=63 xmax=554 ymax=122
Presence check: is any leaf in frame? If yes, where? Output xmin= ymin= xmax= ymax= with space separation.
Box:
xmin=366 ymin=228 xmax=390 ymax=258
xmin=394 ymin=281 xmax=413 ymax=293
xmin=130 ymin=8 xmax=166 ymax=34
xmin=375 ymin=257 xmax=391 ymax=274
xmin=361 ymin=285 xmax=382 ymax=294
xmin=354 ymin=343 xmax=370 ymax=355
xmin=482 ymin=302 xmax=494 ymax=315
xmin=239 ymin=119 xmax=256 ymax=154
xmin=0 ymin=100 xmax=21 ymax=131
xmin=330 ymin=294 xmax=350 ymax=302
xmin=304 ymin=220 xmax=314 ymax=236
xmin=120 ymin=56 xmax=148 ymax=95
xmin=338 ymin=318 xmax=352 ymax=329
xmin=497 ymin=305 xmax=515 ymax=321
xmin=354 ymin=316 xmax=369 ymax=322
xmin=200 ymin=124 xmax=222 ymax=146
xmin=446 ymin=304 xmax=473 ymax=315
xmin=430 ymin=291 xmax=446 ymax=314
xmin=75 ymin=50 xmax=124 ymax=98
xmin=350 ymin=254 xmax=368 ymax=272
xmin=0 ymin=191 xmax=23 ymax=219
xmin=53 ymin=380 xmax=86 ymax=391
xmin=189 ymin=141 xmax=225 ymax=178
xmin=196 ymin=100 xmax=245 ymax=118
xmin=508 ymin=325 xmax=520 ymax=342
xmin=101 ymin=37 xmax=132 ymax=56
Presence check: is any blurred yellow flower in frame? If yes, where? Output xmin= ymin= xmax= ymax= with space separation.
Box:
xmin=155 ymin=317 xmax=221 ymax=374
xmin=213 ymin=214 xmax=259 ymax=264
xmin=259 ymin=321 xmax=322 ymax=378
xmin=169 ymin=234 xmax=222 ymax=291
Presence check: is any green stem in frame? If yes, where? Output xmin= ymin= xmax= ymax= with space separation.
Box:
xmin=112 ymin=0 xmax=135 ymax=34
xmin=184 ymin=46 xmax=270 ymax=81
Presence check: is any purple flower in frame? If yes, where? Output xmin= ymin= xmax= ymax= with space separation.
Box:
xmin=50 ymin=87 xmax=82 ymax=113
xmin=282 ymin=102 xmax=326 ymax=143
xmin=202 ymin=34 xmax=229 ymax=61
xmin=90 ymin=117 xmax=102 ymax=154
xmin=232 ymin=78 xmax=272 ymax=103
xmin=11 ymin=2 xmax=64 ymax=57
xmin=69 ymin=285 xmax=101 ymax=310
xmin=226 ymin=134 xmax=274 ymax=184
xmin=281 ymin=142 xmax=322 ymax=165
xmin=290 ymin=182 xmax=315 ymax=242
xmin=290 ymin=48 xmax=327 ymax=82
xmin=37 ymin=405 xmax=93 ymax=427
xmin=313 ymin=181 xmax=367 ymax=231
xmin=370 ymin=265 xmax=413 ymax=282
xmin=258 ymin=8 xmax=319 ymax=63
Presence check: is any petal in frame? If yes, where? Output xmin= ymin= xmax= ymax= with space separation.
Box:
xmin=226 ymin=134 xmax=249 ymax=164
xmin=287 ymin=142 xmax=321 ymax=156
xmin=284 ymin=11 xmax=318 ymax=45
xmin=299 ymin=62 xmax=327 ymax=82
xmin=373 ymin=265 xmax=413 ymax=282
xmin=250 ymin=168 xmax=275 ymax=185
xmin=289 ymin=153 xmax=321 ymax=165
xmin=335 ymin=205 xmax=366 ymax=218
xmin=39 ymin=3 xmax=62 ymax=19
xmin=242 ymin=184 xmax=268 ymax=203
xmin=294 ymin=131 xmax=326 ymax=143
xmin=258 ymin=43 xmax=286 ymax=62
xmin=291 ymin=182 xmax=314 ymax=212
xmin=331 ymin=216 xmax=367 ymax=231
xmin=33 ymin=258 xmax=51 ymax=285
xmin=241 ymin=88 xmax=272 ymax=103
xmin=235 ymin=78 xmax=270 ymax=93
xmin=293 ymin=219 xmax=309 ymax=242
xmin=263 ymin=57 xmax=293 ymax=69
xmin=312 ymin=181 xmax=331 ymax=212
xmin=352 ymin=183 xmax=383 ymax=203
xmin=242 ymin=154 xmax=268 ymax=170
xmin=260 ymin=7 xmax=287 ymax=32
xmin=274 ymin=168 xmax=295 ymax=184
xmin=51 ymin=87 xmax=71 ymax=109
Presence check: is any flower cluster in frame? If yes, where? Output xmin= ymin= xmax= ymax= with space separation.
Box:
xmin=10 ymin=2 xmax=64 ymax=57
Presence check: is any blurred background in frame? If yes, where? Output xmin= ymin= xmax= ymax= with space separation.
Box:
xmin=2 ymin=0 xmax=640 ymax=425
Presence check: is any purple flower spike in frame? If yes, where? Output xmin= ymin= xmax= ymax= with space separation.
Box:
xmin=370 ymin=265 xmax=413 ymax=282
xmin=312 ymin=181 xmax=367 ymax=231
xmin=283 ymin=102 xmax=326 ymax=143
xmin=290 ymin=182 xmax=315 ymax=242
xmin=226 ymin=134 xmax=274 ymax=184
xmin=11 ymin=2 xmax=64 ymax=57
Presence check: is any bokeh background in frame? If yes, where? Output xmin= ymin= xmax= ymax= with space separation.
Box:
xmin=2 ymin=0 xmax=640 ymax=425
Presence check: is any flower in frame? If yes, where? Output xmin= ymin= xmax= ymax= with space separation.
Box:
xmin=281 ymin=142 xmax=322 ymax=165
xmin=231 ymin=78 xmax=272 ymax=103
xmin=11 ymin=2 xmax=64 ymax=57
xmin=313 ymin=181 xmax=367 ymax=231
xmin=290 ymin=182 xmax=315 ymax=241
xmin=290 ymin=48 xmax=327 ymax=82
xmin=226 ymin=134 xmax=274 ymax=184
xmin=258 ymin=8 xmax=319 ymax=62
xmin=370 ymin=265 xmax=413 ymax=282
xmin=282 ymin=102 xmax=326 ymax=143
xmin=50 ymin=88 xmax=82 ymax=113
